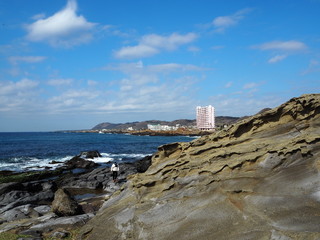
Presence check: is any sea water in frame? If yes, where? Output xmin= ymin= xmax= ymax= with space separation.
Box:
xmin=0 ymin=132 xmax=195 ymax=172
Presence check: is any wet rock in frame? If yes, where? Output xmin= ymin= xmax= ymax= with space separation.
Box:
xmin=34 ymin=205 xmax=51 ymax=215
xmin=58 ymin=163 xmax=137 ymax=190
xmin=30 ymin=213 xmax=94 ymax=231
xmin=103 ymin=181 xmax=121 ymax=192
xmin=50 ymin=230 xmax=70 ymax=239
xmin=0 ymin=207 xmax=29 ymax=222
xmin=41 ymin=181 xmax=57 ymax=191
xmin=0 ymin=189 xmax=54 ymax=216
xmin=80 ymin=150 xmax=102 ymax=159
xmin=0 ymin=182 xmax=23 ymax=195
xmin=135 ymin=155 xmax=152 ymax=173
xmin=18 ymin=237 xmax=42 ymax=240
xmin=0 ymin=190 xmax=31 ymax=207
xmin=64 ymin=156 xmax=97 ymax=169
xmin=19 ymin=229 xmax=43 ymax=239
xmin=52 ymin=188 xmax=83 ymax=216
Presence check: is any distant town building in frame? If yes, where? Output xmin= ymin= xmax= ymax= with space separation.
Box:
xmin=196 ymin=105 xmax=215 ymax=130
xmin=147 ymin=124 xmax=178 ymax=131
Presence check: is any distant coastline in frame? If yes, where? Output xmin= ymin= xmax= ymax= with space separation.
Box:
xmin=63 ymin=128 xmax=213 ymax=136
xmin=60 ymin=116 xmax=241 ymax=136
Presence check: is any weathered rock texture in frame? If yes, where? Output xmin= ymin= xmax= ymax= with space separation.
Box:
xmin=80 ymin=94 xmax=320 ymax=240
xmin=52 ymin=188 xmax=82 ymax=216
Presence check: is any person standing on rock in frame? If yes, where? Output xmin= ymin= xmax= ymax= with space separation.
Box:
xmin=111 ymin=162 xmax=119 ymax=182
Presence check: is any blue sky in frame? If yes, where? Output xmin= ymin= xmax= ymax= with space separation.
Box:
xmin=0 ymin=0 xmax=319 ymax=131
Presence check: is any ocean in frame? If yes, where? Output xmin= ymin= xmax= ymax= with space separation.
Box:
xmin=0 ymin=132 xmax=195 ymax=172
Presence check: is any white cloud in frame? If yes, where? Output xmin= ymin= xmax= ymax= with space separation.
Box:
xmin=8 ymin=56 xmax=47 ymax=65
xmin=103 ymin=61 xmax=205 ymax=74
xmin=301 ymin=59 xmax=320 ymax=75
xmin=87 ymin=80 xmax=98 ymax=86
xmin=47 ymin=78 xmax=73 ymax=86
xmin=253 ymin=41 xmax=307 ymax=52
xmin=141 ymin=33 xmax=197 ymax=50
xmin=0 ymin=79 xmax=38 ymax=96
xmin=253 ymin=40 xmax=307 ymax=63
xmin=212 ymin=8 xmax=252 ymax=33
xmin=148 ymin=63 xmax=205 ymax=72
xmin=225 ymin=82 xmax=233 ymax=88
xmin=243 ymin=82 xmax=259 ymax=89
xmin=209 ymin=94 xmax=282 ymax=117
xmin=25 ymin=0 xmax=96 ymax=47
xmin=114 ymin=32 xmax=197 ymax=59
xmin=188 ymin=46 xmax=200 ymax=53
xmin=115 ymin=45 xmax=159 ymax=59
xmin=211 ymin=45 xmax=224 ymax=50
xmin=31 ymin=13 xmax=46 ymax=20
xmin=268 ymin=54 xmax=287 ymax=63
xmin=47 ymin=89 xmax=100 ymax=112
xmin=99 ymin=61 xmax=202 ymax=115
xmin=0 ymin=79 xmax=39 ymax=112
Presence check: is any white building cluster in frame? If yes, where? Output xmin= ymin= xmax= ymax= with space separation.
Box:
xmin=147 ymin=124 xmax=179 ymax=131
xmin=196 ymin=105 xmax=215 ymax=130
xmin=145 ymin=105 xmax=215 ymax=132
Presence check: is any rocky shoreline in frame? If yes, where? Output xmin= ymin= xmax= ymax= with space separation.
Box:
xmin=0 ymin=151 xmax=151 ymax=239
xmin=79 ymin=94 xmax=320 ymax=240
xmin=2 ymin=94 xmax=319 ymax=240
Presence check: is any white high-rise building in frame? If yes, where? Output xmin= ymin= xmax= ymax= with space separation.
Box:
xmin=196 ymin=105 xmax=215 ymax=130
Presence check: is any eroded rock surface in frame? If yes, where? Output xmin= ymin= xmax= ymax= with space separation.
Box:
xmin=51 ymin=188 xmax=82 ymax=216
xmin=80 ymin=94 xmax=320 ymax=240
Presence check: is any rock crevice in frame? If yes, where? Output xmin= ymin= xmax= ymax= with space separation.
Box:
xmin=80 ymin=94 xmax=320 ymax=240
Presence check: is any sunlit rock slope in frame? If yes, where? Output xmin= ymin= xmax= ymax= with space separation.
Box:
xmin=80 ymin=94 xmax=320 ymax=240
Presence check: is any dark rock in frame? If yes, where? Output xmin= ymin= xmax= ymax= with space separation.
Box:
xmin=22 ymin=182 xmax=43 ymax=192
xmin=0 ymin=190 xmax=32 ymax=206
xmin=49 ymin=160 xmax=63 ymax=164
xmin=80 ymin=150 xmax=102 ymax=159
xmin=0 ymin=182 xmax=23 ymax=195
xmin=18 ymin=237 xmax=42 ymax=240
xmin=64 ymin=156 xmax=97 ymax=169
xmin=0 ymin=207 xmax=29 ymax=222
xmin=135 ymin=155 xmax=152 ymax=173
xmin=34 ymin=205 xmax=51 ymax=215
xmin=80 ymin=201 xmax=104 ymax=214
xmin=41 ymin=181 xmax=57 ymax=191
xmin=0 ymin=170 xmax=14 ymax=175
xmin=50 ymin=230 xmax=70 ymax=239
xmin=29 ymin=213 xmax=94 ymax=231
xmin=19 ymin=229 xmax=42 ymax=239
xmin=52 ymin=188 xmax=83 ymax=216
xmin=0 ymin=204 xmax=41 ymax=222
xmin=0 ymin=189 xmax=54 ymax=214
xmin=20 ymin=190 xmax=54 ymax=206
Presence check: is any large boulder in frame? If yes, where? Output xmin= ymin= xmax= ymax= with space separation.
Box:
xmin=64 ymin=156 xmax=97 ymax=169
xmin=79 ymin=94 xmax=320 ymax=240
xmin=51 ymin=189 xmax=82 ymax=216
xmin=81 ymin=150 xmax=102 ymax=159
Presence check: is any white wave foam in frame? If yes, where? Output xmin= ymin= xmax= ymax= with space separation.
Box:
xmin=0 ymin=152 xmax=149 ymax=171
xmin=90 ymin=152 xmax=147 ymax=163
xmin=0 ymin=155 xmax=74 ymax=171
xmin=91 ymin=153 xmax=113 ymax=163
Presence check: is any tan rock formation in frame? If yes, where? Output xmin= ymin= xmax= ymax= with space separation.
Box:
xmin=52 ymin=188 xmax=82 ymax=216
xmin=80 ymin=94 xmax=320 ymax=240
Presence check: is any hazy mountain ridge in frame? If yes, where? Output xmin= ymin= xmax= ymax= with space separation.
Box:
xmin=92 ymin=116 xmax=240 ymax=130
